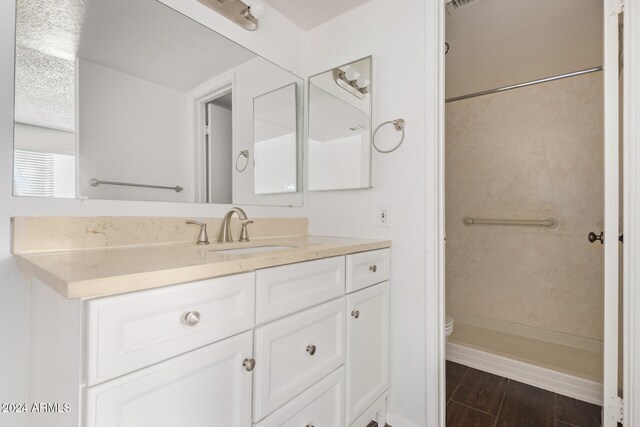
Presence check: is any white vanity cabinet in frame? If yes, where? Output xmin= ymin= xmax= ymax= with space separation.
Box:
xmin=29 ymin=249 xmax=390 ymax=427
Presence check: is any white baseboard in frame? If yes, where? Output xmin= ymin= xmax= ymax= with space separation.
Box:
xmin=447 ymin=342 xmax=603 ymax=405
xmin=386 ymin=412 xmax=421 ymax=427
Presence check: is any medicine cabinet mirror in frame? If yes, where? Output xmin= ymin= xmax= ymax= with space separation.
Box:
xmin=308 ymin=56 xmax=372 ymax=191
xmin=12 ymin=0 xmax=303 ymax=207
xmin=253 ymin=83 xmax=299 ymax=195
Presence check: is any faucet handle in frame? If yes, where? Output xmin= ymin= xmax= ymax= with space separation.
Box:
xmin=186 ymin=220 xmax=209 ymax=245
xmin=239 ymin=220 xmax=254 ymax=242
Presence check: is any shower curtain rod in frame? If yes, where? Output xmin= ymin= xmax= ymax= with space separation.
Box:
xmin=445 ymin=66 xmax=603 ymax=103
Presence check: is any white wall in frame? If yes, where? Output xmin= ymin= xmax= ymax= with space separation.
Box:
xmin=78 ymin=59 xmax=193 ymax=202
xmin=302 ymin=0 xmax=432 ymax=424
xmin=0 ymin=2 xmax=308 ymax=426
xmin=14 ymin=123 xmax=75 ymax=155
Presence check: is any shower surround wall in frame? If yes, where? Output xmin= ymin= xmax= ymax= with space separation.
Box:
xmin=446 ymin=72 xmax=604 ymax=341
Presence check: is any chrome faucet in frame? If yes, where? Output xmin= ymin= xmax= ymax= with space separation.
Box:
xmin=218 ymin=207 xmax=249 ymax=243
xmin=186 ymin=220 xmax=209 ymax=245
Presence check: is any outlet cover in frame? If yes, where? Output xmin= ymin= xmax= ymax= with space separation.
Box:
xmin=377 ymin=205 xmax=390 ymax=227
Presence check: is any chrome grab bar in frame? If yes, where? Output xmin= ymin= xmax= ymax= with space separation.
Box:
xmin=463 ymin=217 xmax=558 ymax=228
xmin=89 ymin=178 xmax=183 ymax=193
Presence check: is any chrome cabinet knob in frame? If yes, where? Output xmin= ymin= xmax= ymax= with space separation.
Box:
xmin=243 ymin=358 xmax=256 ymax=371
xmin=351 ymin=310 xmax=360 ymax=319
xmin=369 ymin=265 xmax=377 ymax=273
xmin=306 ymin=345 xmax=317 ymax=356
xmin=184 ymin=311 xmax=201 ymax=326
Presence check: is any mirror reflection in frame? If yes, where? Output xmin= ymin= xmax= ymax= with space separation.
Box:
xmin=13 ymin=0 xmax=303 ymax=206
xmin=253 ymin=83 xmax=299 ymax=195
xmin=308 ymin=56 xmax=372 ymax=191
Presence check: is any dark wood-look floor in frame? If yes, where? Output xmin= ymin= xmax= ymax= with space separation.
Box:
xmin=446 ymin=361 xmax=602 ymax=427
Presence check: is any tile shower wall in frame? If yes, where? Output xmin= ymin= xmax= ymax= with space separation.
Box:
xmin=445 ymin=72 xmax=604 ymax=340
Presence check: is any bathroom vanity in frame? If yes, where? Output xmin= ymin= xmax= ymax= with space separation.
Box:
xmin=14 ymin=218 xmax=390 ymax=427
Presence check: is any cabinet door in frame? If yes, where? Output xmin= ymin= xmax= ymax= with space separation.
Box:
xmin=346 ymin=282 xmax=389 ymax=424
xmin=86 ymin=331 xmax=253 ymax=427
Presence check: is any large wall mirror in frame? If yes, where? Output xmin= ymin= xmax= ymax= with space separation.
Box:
xmin=308 ymin=56 xmax=372 ymax=191
xmin=13 ymin=0 xmax=303 ymax=206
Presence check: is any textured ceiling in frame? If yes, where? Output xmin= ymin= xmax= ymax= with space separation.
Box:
xmin=14 ymin=46 xmax=76 ymax=131
xmin=14 ymin=0 xmax=259 ymax=131
xmin=16 ymin=0 xmax=86 ymax=61
xmin=265 ymin=0 xmax=373 ymax=30
xmin=15 ymin=0 xmax=84 ymax=130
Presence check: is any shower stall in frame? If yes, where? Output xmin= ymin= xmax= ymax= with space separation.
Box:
xmin=443 ymin=0 xmax=619 ymax=410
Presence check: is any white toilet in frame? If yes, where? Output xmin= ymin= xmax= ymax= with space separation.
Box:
xmin=445 ymin=315 xmax=455 ymax=339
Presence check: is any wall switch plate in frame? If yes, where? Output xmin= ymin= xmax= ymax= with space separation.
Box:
xmin=377 ymin=205 xmax=390 ymax=227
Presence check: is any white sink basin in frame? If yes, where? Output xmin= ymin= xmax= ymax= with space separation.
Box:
xmin=210 ymin=245 xmax=295 ymax=255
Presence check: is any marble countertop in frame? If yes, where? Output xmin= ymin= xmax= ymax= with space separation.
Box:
xmin=16 ymin=235 xmax=391 ymax=299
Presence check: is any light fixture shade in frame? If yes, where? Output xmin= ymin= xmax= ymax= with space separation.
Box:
xmin=355 ymin=76 xmax=370 ymax=88
xmin=344 ymin=67 xmax=360 ymax=81
xmin=247 ymin=0 xmax=268 ymax=18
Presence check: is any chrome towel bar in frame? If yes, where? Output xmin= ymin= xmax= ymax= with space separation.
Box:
xmin=463 ymin=217 xmax=558 ymax=228
xmin=89 ymin=178 xmax=183 ymax=193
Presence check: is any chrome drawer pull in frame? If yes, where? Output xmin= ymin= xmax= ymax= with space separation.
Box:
xmin=351 ymin=310 xmax=360 ymax=319
xmin=306 ymin=345 xmax=317 ymax=356
xmin=369 ymin=264 xmax=377 ymax=273
xmin=184 ymin=311 xmax=201 ymax=326
xmin=243 ymin=358 xmax=256 ymax=371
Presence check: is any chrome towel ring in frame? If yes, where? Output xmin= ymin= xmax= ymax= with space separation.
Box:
xmin=372 ymin=118 xmax=406 ymax=153
xmin=236 ymin=150 xmax=249 ymax=172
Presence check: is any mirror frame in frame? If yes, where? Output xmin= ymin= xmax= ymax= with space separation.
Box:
xmin=11 ymin=0 xmax=306 ymax=208
xmin=306 ymin=55 xmax=373 ymax=192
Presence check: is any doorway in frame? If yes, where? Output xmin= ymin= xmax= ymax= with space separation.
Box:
xmin=204 ymin=91 xmax=233 ymax=204
xmin=193 ymin=81 xmax=234 ymax=204
xmin=439 ymin=1 xmax=624 ymax=425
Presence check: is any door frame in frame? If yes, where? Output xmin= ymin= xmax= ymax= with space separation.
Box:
xmin=190 ymin=75 xmax=234 ymax=203
xmin=624 ymin=2 xmax=640 ymax=425
xmin=425 ymin=0 xmax=446 ymax=425
xmin=429 ymin=1 xmax=639 ymax=426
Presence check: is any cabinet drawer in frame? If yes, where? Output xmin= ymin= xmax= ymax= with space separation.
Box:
xmin=87 ymin=273 xmax=255 ymax=385
xmin=253 ymin=298 xmax=346 ymax=421
xmin=255 ymin=366 xmax=345 ymax=427
xmin=85 ymin=331 xmax=253 ymax=427
xmin=346 ymin=249 xmax=390 ymax=293
xmin=256 ymin=256 xmax=345 ymax=323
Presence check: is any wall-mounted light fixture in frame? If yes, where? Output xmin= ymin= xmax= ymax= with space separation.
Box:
xmin=198 ymin=0 xmax=268 ymax=31
xmin=333 ymin=66 xmax=370 ymax=100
